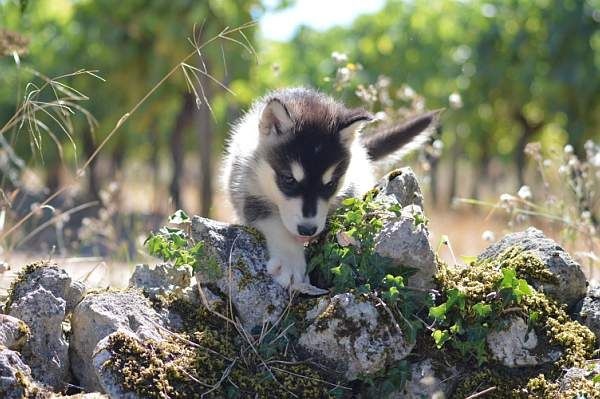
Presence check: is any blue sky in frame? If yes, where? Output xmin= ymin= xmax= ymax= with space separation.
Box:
xmin=258 ymin=0 xmax=386 ymax=41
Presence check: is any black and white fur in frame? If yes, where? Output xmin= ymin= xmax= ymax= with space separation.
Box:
xmin=222 ymin=88 xmax=438 ymax=293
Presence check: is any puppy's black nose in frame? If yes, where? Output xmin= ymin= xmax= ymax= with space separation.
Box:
xmin=297 ymin=224 xmax=317 ymax=236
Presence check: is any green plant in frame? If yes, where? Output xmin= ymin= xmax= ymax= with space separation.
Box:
xmin=308 ymin=192 xmax=429 ymax=342
xmin=428 ymin=266 xmax=533 ymax=364
xmin=144 ymin=210 xmax=221 ymax=279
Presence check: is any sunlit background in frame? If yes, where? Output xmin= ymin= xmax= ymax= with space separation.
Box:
xmin=1 ymin=0 xmax=599 ymax=292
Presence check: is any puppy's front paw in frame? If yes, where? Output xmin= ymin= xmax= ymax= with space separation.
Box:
xmin=267 ymin=256 xmax=293 ymax=288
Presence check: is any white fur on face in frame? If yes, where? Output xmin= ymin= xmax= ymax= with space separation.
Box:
xmin=321 ymin=164 xmax=337 ymax=185
xmin=254 ymin=159 xmax=330 ymax=237
xmin=290 ymin=161 xmax=305 ymax=182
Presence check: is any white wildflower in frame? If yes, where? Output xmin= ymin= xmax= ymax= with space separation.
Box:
xmin=331 ymin=51 xmax=348 ymax=63
xmin=449 ymin=92 xmax=463 ymax=109
xmin=517 ymin=185 xmax=532 ymax=200
xmin=564 ymin=144 xmax=574 ymax=155
xmin=482 ymin=230 xmax=495 ymax=242
xmin=500 ymin=193 xmax=514 ymax=203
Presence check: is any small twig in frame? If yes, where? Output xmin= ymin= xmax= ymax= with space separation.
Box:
xmin=270 ymin=366 xmax=352 ymax=390
xmin=371 ymin=294 xmax=403 ymax=335
xmin=201 ymin=359 xmax=237 ymax=398
xmin=465 ymin=386 xmax=497 ymax=399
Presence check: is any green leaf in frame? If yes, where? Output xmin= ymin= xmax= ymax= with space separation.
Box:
xmin=473 ymin=302 xmax=492 ymax=318
xmin=169 ymin=209 xmax=190 ymax=224
xmin=432 ymin=329 xmax=451 ymax=348
xmin=429 ymin=303 xmax=447 ymax=320
xmin=341 ymin=198 xmax=357 ymax=206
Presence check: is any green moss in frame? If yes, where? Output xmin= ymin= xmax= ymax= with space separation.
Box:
xmin=435 ymin=245 xmax=595 ymax=367
xmin=234 ymin=258 xmax=253 ymax=290
xmin=387 ymin=169 xmax=403 ymax=181
xmin=13 ymin=370 xmax=49 ymax=398
xmin=104 ymin=292 xmax=341 ymax=398
xmin=4 ymin=261 xmax=48 ymax=312
xmin=522 ymin=373 xmax=600 ymax=398
xmin=104 ymin=321 xmax=337 ymax=398
xmin=237 ymin=224 xmax=266 ymax=245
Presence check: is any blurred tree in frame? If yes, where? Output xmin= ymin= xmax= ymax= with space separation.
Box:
xmin=0 ymin=0 xmax=261 ymax=216
xmin=258 ymin=0 xmax=600 ymax=201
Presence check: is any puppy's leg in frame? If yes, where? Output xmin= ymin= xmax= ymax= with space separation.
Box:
xmin=254 ymin=216 xmax=306 ymax=288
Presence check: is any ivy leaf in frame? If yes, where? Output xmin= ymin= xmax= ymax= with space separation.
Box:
xmin=473 ymin=302 xmax=492 ymax=318
xmin=432 ymin=329 xmax=451 ymax=348
xmin=429 ymin=303 xmax=447 ymax=321
xmin=169 ymin=209 xmax=191 ymax=224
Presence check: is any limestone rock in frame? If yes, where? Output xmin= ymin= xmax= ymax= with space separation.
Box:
xmin=70 ymin=290 xmax=166 ymax=391
xmin=298 ymin=292 xmax=414 ymax=380
xmin=8 ymin=286 xmax=70 ymax=389
xmin=576 ymin=284 xmax=600 ymax=341
xmin=7 ymin=262 xmax=86 ymax=313
xmin=486 ymin=316 xmax=560 ymax=367
xmin=395 ymin=358 xmax=458 ymax=399
xmin=0 ymin=347 xmax=45 ymax=399
xmin=191 ymin=216 xmax=288 ymax=331
xmin=0 ymin=314 xmax=29 ymax=350
xmin=374 ymin=167 xmax=424 ymax=208
xmin=558 ymin=360 xmax=600 ymax=392
xmin=92 ymin=330 xmax=145 ymax=399
xmin=374 ymin=205 xmax=436 ymax=289
xmin=129 ymin=262 xmax=193 ymax=299
xmin=477 ymin=227 xmax=586 ymax=307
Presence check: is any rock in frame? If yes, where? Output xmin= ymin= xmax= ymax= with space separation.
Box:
xmin=191 ymin=216 xmax=288 ymax=331
xmin=0 ymin=314 xmax=29 ymax=350
xmin=576 ymin=284 xmax=600 ymax=340
xmin=374 ymin=167 xmax=424 ymax=208
xmin=477 ymin=227 xmax=587 ymax=307
xmin=92 ymin=330 xmax=145 ymax=399
xmin=558 ymin=360 xmax=600 ymax=391
xmin=54 ymin=394 xmax=110 ymax=399
xmin=374 ymin=205 xmax=436 ymax=289
xmin=7 ymin=262 xmax=86 ymax=313
xmin=0 ymin=261 xmax=9 ymax=273
xmin=486 ymin=316 xmax=560 ymax=367
xmin=129 ymin=262 xmax=193 ymax=299
xmin=395 ymin=358 xmax=458 ymax=399
xmin=0 ymin=347 xmax=46 ymax=399
xmin=70 ymin=290 xmax=166 ymax=391
xmin=298 ymin=292 xmax=414 ymax=380
xmin=8 ymin=286 xmax=70 ymax=389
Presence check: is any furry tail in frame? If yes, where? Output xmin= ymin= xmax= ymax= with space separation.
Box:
xmin=361 ymin=109 xmax=442 ymax=161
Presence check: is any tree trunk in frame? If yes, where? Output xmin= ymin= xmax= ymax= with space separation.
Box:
xmin=448 ymin=137 xmax=460 ymax=207
xmin=514 ymin=111 xmax=543 ymax=188
xmin=195 ymin=75 xmax=214 ymax=217
xmin=169 ymin=93 xmax=196 ymax=210
xmin=82 ymin=128 xmax=101 ymax=203
xmin=470 ymin=146 xmax=490 ymax=200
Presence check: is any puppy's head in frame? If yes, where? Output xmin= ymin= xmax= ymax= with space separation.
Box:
xmin=255 ymin=89 xmax=371 ymax=242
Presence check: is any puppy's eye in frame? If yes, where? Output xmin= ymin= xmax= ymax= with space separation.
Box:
xmin=279 ymin=173 xmax=297 ymax=186
xmin=325 ymin=180 xmax=336 ymax=188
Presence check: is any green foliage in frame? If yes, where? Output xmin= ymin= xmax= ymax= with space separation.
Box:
xmin=432 ymin=247 xmax=596 ymax=368
xmin=429 ymin=265 xmax=534 ymax=364
xmin=308 ymin=195 xmax=404 ymax=294
xmin=144 ymin=210 xmax=221 ymax=279
xmin=360 ymin=360 xmax=411 ymax=399
xmin=308 ymin=193 xmax=428 ymax=341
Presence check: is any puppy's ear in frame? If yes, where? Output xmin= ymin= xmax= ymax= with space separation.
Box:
xmin=338 ymin=110 xmax=373 ymax=146
xmin=259 ymin=98 xmax=294 ymax=138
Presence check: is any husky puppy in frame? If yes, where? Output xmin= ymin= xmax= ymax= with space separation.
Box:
xmin=222 ymin=88 xmax=438 ymax=293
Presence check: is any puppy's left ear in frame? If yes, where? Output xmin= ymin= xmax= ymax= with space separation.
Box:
xmin=259 ymin=98 xmax=294 ymax=138
xmin=339 ymin=110 xmax=373 ymax=146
